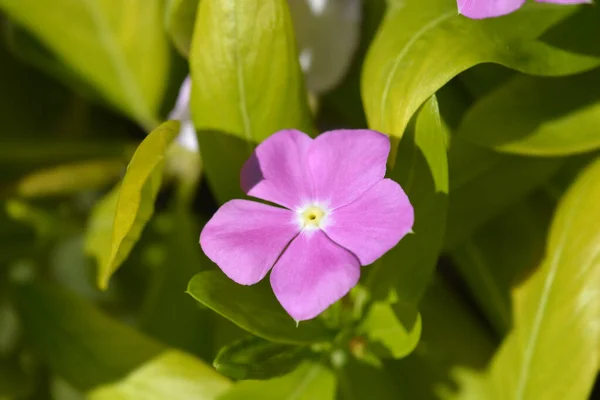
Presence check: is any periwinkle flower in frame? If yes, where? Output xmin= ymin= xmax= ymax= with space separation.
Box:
xmin=200 ymin=129 xmax=414 ymax=321
xmin=458 ymin=0 xmax=591 ymax=19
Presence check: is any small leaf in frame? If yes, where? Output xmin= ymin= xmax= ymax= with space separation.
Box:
xmin=187 ymin=270 xmax=333 ymax=345
xmin=360 ymin=301 xmax=422 ymax=359
xmin=0 ymin=0 xmax=170 ymax=127
xmin=366 ymin=96 xmax=448 ymax=305
xmin=97 ymin=121 xmax=180 ymax=290
xmin=481 ymin=156 xmax=600 ymax=400
xmin=362 ymin=0 xmax=600 ymax=157
xmin=458 ymin=69 xmax=600 ymax=156
xmin=190 ymin=0 xmax=313 ymax=203
xmin=165 ymin=0 xmax=199 ymax=57
xmin=87 ymin=351 xmax=231 ymax=400
xmin=9 ymin=159 xmax=124 ymax=198
xmin=219 ymin=362 xmax=336 ymax=400
xmin=214 ymin=336 xmax=305 ymax=380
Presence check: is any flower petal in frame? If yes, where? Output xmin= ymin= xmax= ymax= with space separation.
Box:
xmin=241 ymin=129 xmax=314 ymax=209
xmin=457 ymin=0 xmax=525 ymax=19
xmin=535 ymin=0 xmax=592 ymax=4
xmin=200 ymin=200 xmax=300 ymax=285
xmin=270 ymin=230 xmax=360 ymax=321
xmin=323 ymin=179 xmax=414 ymax=266
xmin=308 ymin=129 xmax=390 ymax=210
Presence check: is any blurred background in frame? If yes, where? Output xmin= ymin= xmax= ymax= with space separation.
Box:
xmin=1 ymin=0 xmax=599 ymax=399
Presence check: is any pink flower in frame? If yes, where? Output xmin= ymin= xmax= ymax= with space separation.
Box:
xmin=200 ymin=129 xmax=414 ymax=322
xmin=458 ymin=0 xmax=591 ymax=19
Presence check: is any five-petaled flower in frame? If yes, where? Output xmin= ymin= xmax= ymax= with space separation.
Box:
xmin=200 ymin=129 xmax=414 ymax=322
xmin=458 ymin=0 xmax=591 ymax=20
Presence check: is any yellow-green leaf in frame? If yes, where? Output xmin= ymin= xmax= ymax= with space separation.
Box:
xmin=362 ymin=0 xmax=600 ymax=157
xmin=0 ymin=0 xmax=170 ymax=127
xmin=190 ymin=0 xmax=313 ymax=203
xmin=97 ymin=121 xmax=179 ymax=290
xmin=219 ymin=363 xmax=335 ymax=400
xmin=10 ymin=159 xmax=124 ymax=198
xmin=360 ymin=302 xmax=422 ymax=359
xmin=165 ymin=0 xmax=199 ymax=57
xmin=87 ymin=351 xmax=231 ymax=400
xmin=482 ymin=156 xmax=600 ymax=399
xmin=458 ymin=69 xmax=600 ymax=156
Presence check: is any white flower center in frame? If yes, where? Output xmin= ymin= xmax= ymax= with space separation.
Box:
xmin=298 ymin=205 xmax=327 ymax=230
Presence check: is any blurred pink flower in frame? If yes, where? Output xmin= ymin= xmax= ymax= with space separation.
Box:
xmin=200 ymin=129 xmax=414 ymax=321
xmin=458 ymin=0 xmax=591 ymax=19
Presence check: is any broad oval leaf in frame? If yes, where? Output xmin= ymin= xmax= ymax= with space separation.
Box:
xmin=362 ymin=0 xmax=600 ymax=156
xmin=366 ymin=96 xmax=448 ymax=304
xmin=187 ymin=270 xmax=333 ymax=345
xmin=218 ymin=362 xmax=336 ymax=400
xmin=214 ymin=336 xmax=305 ymax=380
xmin=88 ymin=351 xmax=231 ymax=400
xmin=97 ymin=121 xmax=180 ymax=289
xmin=12 ymin=281 xmax=231 ymax=397
xmin=480 ymin=156 xmax=600 ymax=400
xmin=458 ymin=69 xmax=600 ymax=156
xmin=0 ymin=0 xmax=170 ymax=127
xmin=190 ymin=0 xmax=313 ymax=203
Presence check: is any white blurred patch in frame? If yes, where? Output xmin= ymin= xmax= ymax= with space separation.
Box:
xmin=288 ymin=0 xmax=362 ymax=94
xmin=176 ymin=120 xmax=199 ymax=152
xmin=299 ymin=48 xmax=313 ymax=72
xmin=307 ymin=0 xmax=327 ymax=15
xmin=168 ymin=76 xmax=199 ymax=153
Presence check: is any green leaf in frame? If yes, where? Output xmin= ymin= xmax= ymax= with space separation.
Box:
xmin=7 ymin=159 xmax=124 ymax=198
xmin=13 ymin=281 xmax=162 ymax=390
xmin=0 ymin=0 xmax=170 ymax=127
xmin=190 ymin=0 xmax=313 ymax=203
xmin=12 ymin=281 xmax=231 ymax=397
xmin=97 ymin=121 xmax=180 ymax=290
xmin=366 ymin=96 xmax=448 ymax=304
xmin=138 ymin=209 xmax=210 ymax=358
xmin=362 ymin=0 xmax=600 ymax=156
xmin=479 ymin=156 xmax=600 ymax=400
xmin=458 ymin=69 xmax=600 ymax=156
xmin=214 ymin=336 xmax=305 ymax=380
xmin=359 ymin=301 xmax=422 ymax=359
xmin=187 ymin=270 xmax=333 ymax=345
xmin=0 ymin=359 xmax=31 ymax=398
xmin=87 ymin=351 xmax=231 ymax=400
xmin=85 ymin=185 xmax=120 ymax=277
xmin=386 ymin=278 xmax=496 ymax=400
xmin=336 ymin=359 xmax=399 ymax=400
xmin=444 ymin=138 xmax=562 ymax=250
xmin=219 ymin=362 xmax=336 ymax=400
xmin=165 ymin=0 xmax=199 ymax=57
xmin=451 ymin=192 xmax=554 ymax=336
